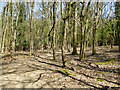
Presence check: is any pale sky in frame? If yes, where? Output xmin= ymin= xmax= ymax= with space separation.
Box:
xmin=0 ymin=1 xmax=116 ymax=18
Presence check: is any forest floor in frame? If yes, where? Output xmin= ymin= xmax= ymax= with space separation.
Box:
xmin=0 ymin=46 xmax=120 ymax=89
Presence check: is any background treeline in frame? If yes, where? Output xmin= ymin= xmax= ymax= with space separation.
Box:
xmin=0 ymin=1 xmax=120 ymax=67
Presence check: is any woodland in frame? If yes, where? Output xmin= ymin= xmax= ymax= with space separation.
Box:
xmin=0 ymin=0 xmax=120 ymax=89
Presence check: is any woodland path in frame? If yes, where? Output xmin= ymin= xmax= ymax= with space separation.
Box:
xmin=0 ymin=46 xmax=120 ymax=89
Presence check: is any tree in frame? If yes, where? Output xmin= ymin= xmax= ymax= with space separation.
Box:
xmin=27 ymin=1 xmax=35 ymax=55
xmin=1 ymin=3 xmax=10 ymax=53
xmin=72 ymin=2 xmax=78 ymax=55
xmin=92 ymin=2 xmax=99 ymax=55
xmin=13 ymin=3 xmax=20 ymax=52
xmin=61 ymin=2 xmax=74 ymax=67
xmin=11 ymin=2 xmax=15 ymax=52
xmin=114 ymin=1 xmax=120 ymax=51
xmin=79 ymin=2 xmax=85 ymax=60
xmin=52 ymin=1 xmax=58 ymax=60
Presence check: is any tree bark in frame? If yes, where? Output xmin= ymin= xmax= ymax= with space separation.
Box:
xmin=72 ymin=2 xmax=78 ymax=55
xmin=62 ymin=19 xmax=67 ymax=67
xmin=11 ymin=3 xmax=15 ymax=52
xmin=79 ymin=2 xmax=85 ymax=60
xmin=61 ymin=2 xmax=74 ymax=67
xmin=27 ymin=2 xmax=34 ymax=55
xmin=92 ymin=2 xmax=99 ymax=55
xmin=1 ymin=3 xmax=10 ymax=53
xmin=52 ymin=1 xmax=58 ymax=60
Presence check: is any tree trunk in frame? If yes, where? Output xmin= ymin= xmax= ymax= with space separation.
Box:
xmin=1 ymin=5 xmax=7 ymax=53
xmin=1 ymin=3 xmax=10 ymax=53
xmin=62 ymin=19 xmax=67 ymax=67
xmin=83 ymin=18 xmax=89 ymax=57
xmin=92 ymin=23 xmax=96 ymax=55
xmin=13 ymin=6 xmax=20 ymax=51
xmin=72 ymin=2 xmax=78 ymax=55
xmin=27 ymin=2 xmax=34 ymax=55
xmin=79 ymin=2 xmax=85 ymax=60
xmin=11 ymin=3 xmax=15 ymax=52
xmin=119 ymin=32 xmax=120 ymax=51
xmin=52 ymin=1 xmax=58 ymax=60
xmin=115 ymin=2 xmax=120 ymax=51
xmin=41 ymin=1 xmax=44 ymax=50
xmin=79 ymin=1 xmax=91 ymax=60
xmin=61 ymin=2 xmax=74 ymax=67
xmin=92 ymin=2 xmax=99 ymax=55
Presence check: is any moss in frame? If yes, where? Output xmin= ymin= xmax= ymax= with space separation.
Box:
xmin=96 ymin=58 xmax=116 ymax=65
xmin=117 ymin=63 xmax=120 ymax=65
xmin=72 ymin=73 xmax=77 ymax=77
xmin=96 ymin=71 xmax=107 ymax=74
xmin=53 ymin=70 xmax=60 ymax=73
xmin=65 ymin=60 xmax=71 ymax=62
xmin=96 ymin=76 xmax=104 ymax=82
xmin=53 ymin=69 xmax=71 ymax=76
xmin=96 ymin=62 xmax=107 ymax=65
xmin=29 ymin=52 xmax=34 ymax=56
xmin=97 ymin=78 xmax=104 ymax=82
xmin=40 ymin=51 xmax=48 ymax=53
xmin=110 ymin=49 xmax=118 ymax=52
xmin=105 ymin=62 xmax=111 ymax=65
xmin=109 ymin=58 xmax=115 ymax=63
xmin=62 ymin=69 xmax=71 ymax=76
xmin=80 ymin=57 xmax=85 ymax=61
xmin=65 ymin=62 xmax=69 ymax=67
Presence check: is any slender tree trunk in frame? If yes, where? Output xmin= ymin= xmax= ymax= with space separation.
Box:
xmin=79 ymin=17 xmax=84 ymax=60
xmin=1 ymin=3 xmax=10 ymax=53
xmin=46 ymin=2 xmax=50 ymax=49
xmin=31 ymin=2 xmax=34 ymax=55
xmin=83 ymin=18 xmax=89 ymax=57
xmin=110 ymin=36 xmax=113 ymax=49
xmin=62 ymin=19 xmax=67 ymax=67
xmin=79 ymin=1 xmax=91 ymax=60
xmin=27 ymin=2 xmax=34 ymax=55
xmin=92 ymin=2 xmax=99 ymax=55
xmin=72 ymin=2 xmax=78 ymax=55
xmin=11 ymin=3 xmax=15 ymax=52
xmin=13 ymin=5 xmax=20 ymax=49
xmin=41 ymin=1 xmax=44 ymax=50
xmin=79 ymin=2 xmax=85 ymax=60
xmin=13 ymin=6 xmax=20 ymax=51
xmin=115 ymin=2 xmax=120 ymax=51
xmin=1 ymin=5 xmax=8 ymax=53
xmin=119 ymin=32 xmax=120 ymax=51
xmin=52 ymin=1 xmax=58 ymax=60
xmin=92 ymin=23 xmax=96 ymax=55
xmin=61 ymin=2 xmax=74 ymax=67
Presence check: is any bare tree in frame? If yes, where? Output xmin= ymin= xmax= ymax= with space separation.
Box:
xmin=72 ymin=2 xmax=78 ymax=55
xmin=27 ymin=1 xmax=35 ymax=55
xmin=1 ymin=3 xmax=10 ymax=53
xmin=92 ymin=2 xmax=100 ymax=55
xmin=79 ymin=2 xmax=85 ymax=60
xmin=52 ymin=1 xmax=58 ymax=60
xmin=61 ymin=2 xmax=74 ymax=67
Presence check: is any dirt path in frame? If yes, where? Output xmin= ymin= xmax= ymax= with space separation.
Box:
xmin=0 ymin=46 xmax=120 ymax=88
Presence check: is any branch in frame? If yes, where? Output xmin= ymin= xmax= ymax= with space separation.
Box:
xmin=61 ymin=1 xmax=75 ymax=20
xmin=48 ymin=25 xmax=54 ymax=37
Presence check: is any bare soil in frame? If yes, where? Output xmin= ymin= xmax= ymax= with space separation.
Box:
xmin=0 ymin=46 xmax=120 ymax=89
